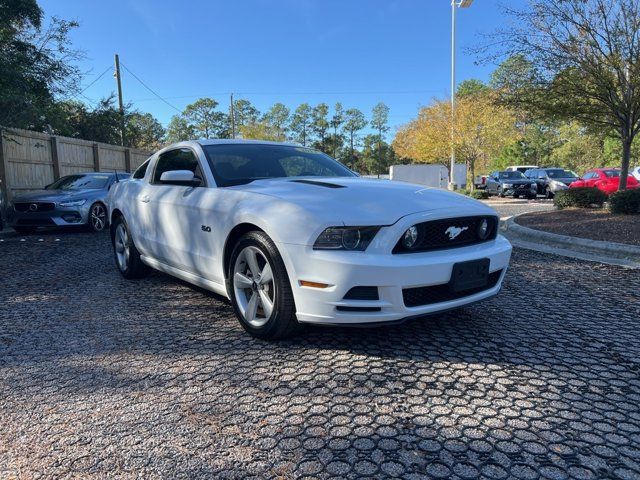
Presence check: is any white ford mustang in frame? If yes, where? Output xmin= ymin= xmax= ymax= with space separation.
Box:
xmin=109 ymin=140 xmax=512 ymax=339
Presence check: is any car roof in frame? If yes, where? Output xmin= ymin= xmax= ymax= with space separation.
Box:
xmin=196 ymin=139 xmax=300 ymax=147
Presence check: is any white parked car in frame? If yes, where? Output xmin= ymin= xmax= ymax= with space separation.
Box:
xmin=108 ymin=140 xmax=512 ymax=339
xmin=506 ymin=165 xmax=538 ymax=174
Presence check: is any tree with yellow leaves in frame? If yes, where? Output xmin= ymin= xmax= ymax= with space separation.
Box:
xmin=393 ymin=92 xmax=518 ymax=188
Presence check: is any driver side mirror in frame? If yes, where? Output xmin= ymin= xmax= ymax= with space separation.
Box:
xmin=159 ymin=170 xmax=201 ymax=187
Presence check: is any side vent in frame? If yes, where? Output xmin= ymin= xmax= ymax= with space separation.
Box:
xmin=343 ymin=286 xmax=379 ymax=301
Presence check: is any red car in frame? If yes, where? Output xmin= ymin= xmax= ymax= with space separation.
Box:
xmin=569 ymin=168 xmax=639 ymax=195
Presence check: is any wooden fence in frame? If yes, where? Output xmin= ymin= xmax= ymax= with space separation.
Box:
xmin=0 ymin=127 xmax=151 ymax=200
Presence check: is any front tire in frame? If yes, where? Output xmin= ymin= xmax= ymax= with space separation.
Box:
xmin=111 ymin=216 xmax=150 ymax=279
xmin=89 ymin=202 xmax=108 ymax=232
xmin=227 ymin=231 xmax=300 ymax=340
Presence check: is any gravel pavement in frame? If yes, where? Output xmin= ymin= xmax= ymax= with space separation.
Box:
xmin=1 ymin=221 xmax=639 ymax=479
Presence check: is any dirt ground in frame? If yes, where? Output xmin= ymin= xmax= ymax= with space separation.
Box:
xmin=516 ymin=208 xmax=640 ymax=246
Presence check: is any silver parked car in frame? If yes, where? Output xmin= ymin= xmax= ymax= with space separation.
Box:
xmin=524 ymin=168 xmax=579 ymax=198
xmin=7 ymin=172 xmax=129 ymax=234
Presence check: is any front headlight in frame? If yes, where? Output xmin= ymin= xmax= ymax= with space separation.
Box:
xmin=58 ymin=199 xmax=87 ymax=207
xmin=313 ymin=226 xmax=380 ymax=251
xmin=550 ymin=180 xmax=568 ymax=190
xmin=503 ymin=183 xmax=513 ymax=188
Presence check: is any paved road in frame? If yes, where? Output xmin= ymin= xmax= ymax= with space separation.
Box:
xmin=483 ymin=199 xmax=555 ymax=219
xmin=1 ymin=227 xmax=639 ymax=479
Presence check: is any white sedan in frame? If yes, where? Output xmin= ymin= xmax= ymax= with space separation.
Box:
xmin=108 ymin=140 xmax=512 ymax=339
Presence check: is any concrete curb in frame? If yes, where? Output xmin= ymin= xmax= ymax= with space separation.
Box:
xmin=502 ymin=213 xmax=640 ymax=268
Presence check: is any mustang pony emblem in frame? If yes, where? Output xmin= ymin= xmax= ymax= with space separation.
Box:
xmin=445 ymin=226 xmax=468 ymax=240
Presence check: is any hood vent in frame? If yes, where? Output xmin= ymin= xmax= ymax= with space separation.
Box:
xmin=291 ymin=179 xmax=346 ymax=189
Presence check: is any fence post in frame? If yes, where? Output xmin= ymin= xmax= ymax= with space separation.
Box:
xmin=50 ymin=136 xmax=62 ymax=180
xmin=0 ymin=129 xmax=9 ymax=201
xmin=124 ymin=148 xmax=131 ymax=172
xmin=92 ymin=143 xmax=100 ymax=172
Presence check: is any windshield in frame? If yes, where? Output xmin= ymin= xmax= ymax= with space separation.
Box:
xmin=546 ymin=169 xmax=577 ymax=178
xmin=202 ymin=144 xmax=356 ymax=187
xmin=498 ymin=171 xmax=526 ymax=180
xmin=46 ymin=174 xmax=111 ymax=190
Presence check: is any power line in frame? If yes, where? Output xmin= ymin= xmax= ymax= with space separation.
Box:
xmin=120 ymin=62 xmax=182 ymax=113
xmin=130 ymin=89 xmax=443 ymax=102
xmin=78 ymin=65 xmax=112 ymax=95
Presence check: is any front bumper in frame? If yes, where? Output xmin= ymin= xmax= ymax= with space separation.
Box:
xmin=549 ymin=182 xmax=570 ymax=193
xmin=7 ymin=205 xmax=90 ymax=228
xmin=277 ymin=212 xmax=513 ymax=325
xmin=503 ymin=185 xmax=536 ymax=197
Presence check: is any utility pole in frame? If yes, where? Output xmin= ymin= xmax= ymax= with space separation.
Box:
xmin=449 ymin=0 xmax=456 ymax=190
xmin=449 ymin=0 xmax=474 ymax=190
xmin=114 ymin=54 xmax=125 ymax=146
xmin=230 ymin=93 xmax=236 ymax=138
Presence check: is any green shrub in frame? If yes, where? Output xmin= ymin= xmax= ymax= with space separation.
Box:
xmin=553 ymin=187 xmax=607 ymax=209
xmin=608 ymin=188 xmax=640 ymax=214
xmin=463 ymin=189 xmax=490 ymax=200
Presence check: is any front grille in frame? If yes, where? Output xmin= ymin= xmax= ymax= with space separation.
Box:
xmin=393 ymin=216 xmax=498 ymax=254
xmin=403 ymin=270 xmax=502 ymax=308
xmin=343 ymin=286 xmax=379 ymax=301
xmin=14 ymin=202 xmax=55 ymax=213
xmin=516 ymin=184 xmax=531 ymax=190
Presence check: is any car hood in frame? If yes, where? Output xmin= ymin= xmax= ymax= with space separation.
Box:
xmin=12 ymin=189 xmax=98 ymax=203
xmin=229 ymin=177 xmax=494 ymax=225
xmin=500 ymin=179 xmax=532 ymax=185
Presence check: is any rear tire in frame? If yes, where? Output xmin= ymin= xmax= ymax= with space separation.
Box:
xmin=227 ymin=231 xmax=300 ymax=340
xmin=111 ymin=216 xmax=150 ymax=279
xmin=14 ymin=226 xmax=36 ymax=234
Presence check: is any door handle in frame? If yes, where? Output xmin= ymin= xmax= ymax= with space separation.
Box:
xmin=140 ymin=195 xmax=150 ymax=203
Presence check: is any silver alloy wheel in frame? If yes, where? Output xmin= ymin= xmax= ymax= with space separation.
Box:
xmin=233 ymin=246 xmax=275 ymax=327
xmin=114 ymin=223 xmax=130 ymax=272
xmin=91 ymin=204 xmax=107 ymax=231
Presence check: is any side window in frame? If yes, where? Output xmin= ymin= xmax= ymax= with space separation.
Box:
xmin=538 ymin=171 xmax=547 ymax=179
xmin=132 ymin=159 xmax=150 ymax=179
xmin=152 ymin=148 xmax=205 ymax=185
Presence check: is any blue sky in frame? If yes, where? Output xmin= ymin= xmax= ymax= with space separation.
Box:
xmin=39 ymin=0 xmax=525 ymax=137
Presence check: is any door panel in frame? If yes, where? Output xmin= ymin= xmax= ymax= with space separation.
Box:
xmin=144 ymin=147 xmax=223 ymax=283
